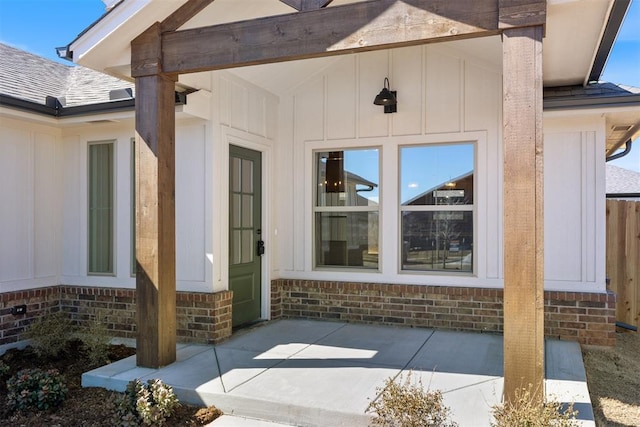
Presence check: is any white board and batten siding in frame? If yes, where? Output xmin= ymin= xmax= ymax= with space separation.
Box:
xmin=1 ymin=46 xmax=607 ymax=296
xmin=1 ymin=73 xmax=278 ymax=297
xmin=274 ymin=44 xmax=607 ymax=294
xmin=544 ymin=116 xmax=607 ymax=292
xmin=59 ymin=119 xmax=214 ymax=293
xmin=0 ymin=117 xmax=62 ymax=292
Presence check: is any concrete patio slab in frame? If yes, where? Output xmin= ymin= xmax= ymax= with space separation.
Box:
xmin=296 ymin=322 xmax=435 ymax=367
xmin=211 ymin=415 xmax=293 ymax=426
xmin=407 ymin=329 xmax=504 ymax=376
xmin=81 ymin=319 xmax=596 ymax=427
xmin=139 ymin=348 xmax=224 ymax=392
xmin=230 ymin=360 xmax=397 ymax=425
xmin=214 ymin=347 xmax=286 ymax=392
xmin=217 ymin=319 xmax=344 ymax=354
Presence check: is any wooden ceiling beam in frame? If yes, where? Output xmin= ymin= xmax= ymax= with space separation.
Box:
xmin=161 ymin=0 xmax=217 ymax=33
xmin=155 ymin=0 xmax=525 ymax=76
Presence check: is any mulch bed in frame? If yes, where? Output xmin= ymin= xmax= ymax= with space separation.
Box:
xmin=0 ymin=340 xmax=222 ymax=426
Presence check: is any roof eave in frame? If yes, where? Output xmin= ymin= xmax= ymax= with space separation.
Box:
xmin=543 ymin=94 xmax=640 ymax=111
xmin=586 ymin=0 xmax=632 ymax=84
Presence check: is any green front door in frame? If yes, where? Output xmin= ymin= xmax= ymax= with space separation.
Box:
xmin=229 ymin=145 xmax=262 ymax=327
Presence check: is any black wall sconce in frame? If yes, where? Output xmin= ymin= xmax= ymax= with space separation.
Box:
xmin=373 ymin=77 xmax=397 ymax=114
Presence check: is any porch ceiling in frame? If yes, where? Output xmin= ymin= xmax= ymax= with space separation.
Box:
xmin=70 ymin=0 xmax=616 ymax=91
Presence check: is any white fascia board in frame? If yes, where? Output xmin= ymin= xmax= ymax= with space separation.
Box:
xmin=544 ymin=104 xmax=640 ymax=119
xmin=0 ymin=107 xmax=60 ymax=126
xmin=70 ymin=0 xmax=187 ymax=74
xmin=70 ymin=0 xmax=149 ymax=65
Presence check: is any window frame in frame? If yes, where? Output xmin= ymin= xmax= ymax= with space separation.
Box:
xmin=312 ymin=146 xmax=382 ymax=271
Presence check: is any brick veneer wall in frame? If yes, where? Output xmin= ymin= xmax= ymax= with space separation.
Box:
xmin=1 ymin=286 xmax=233 ymax=346
xmin=271 ymin=279 xmax=616 ymax=346
xmin=1 ymin=287 xmax=61 ymax=346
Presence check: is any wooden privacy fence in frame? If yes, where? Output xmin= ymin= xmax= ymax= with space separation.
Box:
xmin=606 ymin=199 xmax=640 ymax=332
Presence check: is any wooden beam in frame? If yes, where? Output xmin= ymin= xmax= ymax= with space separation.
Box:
xmin=132 ymin=23 xmax=163 ymax=77
xmin=499 ymin=0 xmax=546 ymax=29
xmin=133 ymin=24 xmax=178 ymax=367
xmin=502 ymin=24 xmax=545 ymax=403
xmin=155 ymin=0 xmax=505 ymax=75
xmin=161 ymin=0 xmax=217 ymax=33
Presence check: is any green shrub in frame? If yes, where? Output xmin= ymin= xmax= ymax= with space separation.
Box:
xmin=25 ymin=311 xmax=75 ymax=359
xmin=491 ymin=384 xmax=578 ymax=427
xmin=366 ymin=372 xmax=457 ymax=427
xmin=77 ymin=316 xmax=111 ymax=367
xmin=6 ymin=368 xmax=68 ymax=411
xmin=111 ymin=378 xmax=180 ymax=426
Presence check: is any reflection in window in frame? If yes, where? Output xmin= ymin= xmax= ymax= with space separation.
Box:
xmin=314 ymin=149 xmax=379 ymax=269
xmin=400 ymin=143 xmax=474 ymax=272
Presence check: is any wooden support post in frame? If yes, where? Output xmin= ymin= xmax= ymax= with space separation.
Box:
xmin=502 ymin=25 xmax=545 ymax=403
xmin=133 ymin=23 xmax=178 ymax=368
xmin=135 ymin=73 xmax=177 ymax=368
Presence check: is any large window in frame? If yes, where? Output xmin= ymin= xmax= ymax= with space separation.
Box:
xmin=400 ymin=143 xmax=474 ymax=273
xmin=88 ymin=141 xmax=114 ymax=275
xmin=314 ymin=149 xmax=379 ymax=269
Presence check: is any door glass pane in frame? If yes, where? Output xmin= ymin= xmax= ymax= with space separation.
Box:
xmin=231 ymin=157 xmax=242 ymax=192
xmin=242 ymin=159 xmax=253 ymax=193
xmin=232 ymin=194 xmax=241 ymax=227
xmin=231 ymin=230 xmax=242 ymax=264
xmin=401 ymin=210 xmax=473 ymax=272
xmin=316 ymin=149 xmax=379 ymax=207
xmin=315 ymin=211 xmax=378 ymax=269
xmin=242 ymin=230 xmax=254 ymax=263
xmin=242 ymin=195 xmax=253 ymax=228
xmin=400 ymin=144 xmax=474 ymax=206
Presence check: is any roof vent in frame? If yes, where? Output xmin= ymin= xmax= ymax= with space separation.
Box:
xmin=109 ymin=88 xmax=133 ymax=101
xmin=612 ymin=125 xmax=632 ymax=132
xmin=45 ymin=96 xmax=65 ymax=109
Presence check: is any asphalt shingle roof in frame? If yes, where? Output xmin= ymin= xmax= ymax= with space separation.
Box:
xmin=0 ymin=42 xmax=133 ymax=107
xmin=544 ymin=82 xmax=640 ymax=110
xmin=606 ymin=164 xmax=640 ymax=195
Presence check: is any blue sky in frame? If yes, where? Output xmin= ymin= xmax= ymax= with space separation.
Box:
xmin=0 ymin=0 xmax=638 ymax=172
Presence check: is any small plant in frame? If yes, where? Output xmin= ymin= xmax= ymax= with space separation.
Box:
xmin=0 ymin=360 xmax=10 ymax=378
xmin=366 ymin=371 xmax=457 ymax=427
xmin=6 ymin=368 xmax=68 ymax=411
xmin=77 ymin=316 xmax=111 ymax=367
xmin=111 ymin=378 xmax=180 ymax=425
xmin=491 ymin=384 xmax=578 ymax=427
xmin=25 ymin=311 xmax=75 ymax=359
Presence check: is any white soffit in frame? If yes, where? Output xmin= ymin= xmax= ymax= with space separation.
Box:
xmin=544 ymin=0 xmax=614 ymax=86
xmin=70 ymin=0 xmax=614 ymax=89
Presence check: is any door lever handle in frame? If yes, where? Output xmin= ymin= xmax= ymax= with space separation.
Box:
xmin=256 ymin=240 xmax=265 ymax=256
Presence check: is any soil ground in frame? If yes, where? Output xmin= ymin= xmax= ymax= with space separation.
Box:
xmin=582 ymin=331 xmax=640 ymax=427
xmin=0 ymin=332 xmax=637 ymax=426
